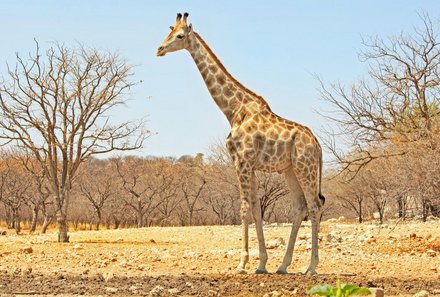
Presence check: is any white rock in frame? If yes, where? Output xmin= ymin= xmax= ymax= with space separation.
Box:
xmin=413 ymin=290 xmax=429 ymax=297
xmin=105 ymin=287 xmax=118 ymax=294
xmin=129 ymin=285 xmax=139 ymax=293
xmin=168 ymin=288 xmax=181 ymax=295
xmin=20 ymin=247 xmax=33 ymax=254
xmin=426 ymin=249 xmax=437 ymax=257
xmin=149 ymin=285 xmax=165 ymax=297
xmin=266 ymin=237 xmax=285 ymax=249
xmin=263 ymin=291 xmax=282 ymax=297
xmin=327 ymin=231 xmax=342 ymax=242
xmin=102 ymin=272 xmax=115 ymax=282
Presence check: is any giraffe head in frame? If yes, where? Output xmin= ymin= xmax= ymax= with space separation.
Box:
xmin=157 ymin=12 xmax=193 ymax=57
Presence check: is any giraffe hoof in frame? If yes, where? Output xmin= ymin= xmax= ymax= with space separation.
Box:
xmin=304 ymin=269 xmax=317 ymax=275
xmin=255 ymin=269 xmax=268 ymax=274
xmin=236 ymin=268 xmax=247 ymax=274
xmin=276 ymin=269 xmax=288 ymax=274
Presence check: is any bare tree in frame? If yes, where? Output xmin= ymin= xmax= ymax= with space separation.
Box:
xmin=256 ymin=172 xmax=289 ymax=222
xmin=0 ymin=158 xmax=30 ymax=234
xmin=78 ymin=159 xmax=115 ymax=230
xmin=178 ymin=163 xmax=207 ymax=226
xmin=13 ymin=150 xmax=53 ymax=233
xmin=319 ymin=13 xmax=440 ymax=176
xmin=0 ymin=42 xmax=149 ymax=241
xmin=115 ymin=157 xmax=175 ymax=227
xmin=333 ymin=173 xmax=369 ymax=223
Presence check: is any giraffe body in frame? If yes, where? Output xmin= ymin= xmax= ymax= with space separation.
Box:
xmin=157 ymin=13 xmax=325 ymax=274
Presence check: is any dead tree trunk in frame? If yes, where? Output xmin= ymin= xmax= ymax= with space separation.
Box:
xmin=30 ymin=206 xmax=39 ymax=233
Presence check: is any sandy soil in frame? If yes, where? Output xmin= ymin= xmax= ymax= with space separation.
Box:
xmin=0 ymin=219 xmax=439 ymax=296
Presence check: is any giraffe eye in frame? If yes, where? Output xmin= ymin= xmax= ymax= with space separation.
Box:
xmin=177 ymin=34 xmax=184 ymax=39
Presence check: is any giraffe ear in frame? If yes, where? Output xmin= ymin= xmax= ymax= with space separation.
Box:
xmin=188 ymin=23 xmax=193 ymax=35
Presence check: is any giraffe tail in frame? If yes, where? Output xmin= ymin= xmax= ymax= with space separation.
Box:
xmin=319 ymin=192 xmax=326 ymax=206
xmin=318 ymin=148 xmax=325 ymax=207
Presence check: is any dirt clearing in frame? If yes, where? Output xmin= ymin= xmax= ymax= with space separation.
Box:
xmin=0 ymin=220 xmax=439 ymax=296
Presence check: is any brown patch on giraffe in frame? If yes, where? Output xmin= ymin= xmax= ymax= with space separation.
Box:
xmin=200 ymin=67 xmax=209 ymax=77
xmin=223 ymin=86 xmax=234 ymax=98
xmin=205 ymin=75 xmax=215 ymax=88
xmin=265 ymin=144 xmax=275 ymax=155
xmin=198 ymin=63 xmax=208 ymax=72
xmin=243 ymin=149 xmax=255 ymax=160
xmin=276 ymin=145 xmax=285 ymax=156
xmin=259 ymin=123 xmax=270 ymax=131
xmin=208 ymin=64 xmax=218 ymax=74
xmin=217 ymin=74 xmax=226 ymax=85
xmin=243 ymin=134 xmax=252 ymax=145
xmin=263 ymin=153 xmax=271 ymax=162
xmin=281 ymin=130 xmax=291 ymax=140
xmin=301 ymin=133 xmax=312 ymax=145
xmin=211 ymin=86 xmax=221 ymax=96
xmin=273 ymin=124 xmax=283 ymax=134
xmin=267 ymin=128 xmax=278 ymax=140
xmin=252 ymin=115 xmax=261 ymax=124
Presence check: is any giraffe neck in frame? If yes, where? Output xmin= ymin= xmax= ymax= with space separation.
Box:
xmin=186 ymin=32 xmax=270 ymax=125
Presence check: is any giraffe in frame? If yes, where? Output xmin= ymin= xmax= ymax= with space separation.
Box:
xmin=157 ymin=13 xmax=325 ymax=275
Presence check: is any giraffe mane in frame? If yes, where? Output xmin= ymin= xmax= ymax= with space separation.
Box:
xmin=193 ymin=32 xmax=271 ymax=112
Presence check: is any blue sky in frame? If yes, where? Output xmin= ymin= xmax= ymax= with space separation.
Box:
xmin=0 ymin=1 xmax=439 ymax=159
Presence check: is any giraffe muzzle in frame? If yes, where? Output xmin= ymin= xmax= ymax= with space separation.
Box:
xmin=157 ymin=46 xmax=166 ymax=57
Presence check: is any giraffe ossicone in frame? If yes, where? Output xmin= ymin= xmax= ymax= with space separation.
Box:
xmin=157 ymin=12 xmax=325 ymax=275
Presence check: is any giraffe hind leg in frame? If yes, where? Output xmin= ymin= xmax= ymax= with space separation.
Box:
xmin=277 ymin=167 xmax=308 ymax=274
xmin=292 ymin=154 xmax=323 ymax=275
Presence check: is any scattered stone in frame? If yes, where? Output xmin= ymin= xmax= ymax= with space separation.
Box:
xmin=426 ymin=249 xmax=437 ymax=257
xmin=168 ymin=288 xmax=181 ymax=295
xmin=327 ymin=231 xmax=342 ymax=242
xmin=207 ymin=289 xmax=220 ymax=296
xmin=102 ymin=271 xmax=116 ymax=282
xmin=369 ymin=288 xmax=384 ymax=297
xmin=367 ymin=236 xmax=377 ymax=244
xmin=266 ymin=237 xmax=285 ymax=249
xmin=263 ymin=291 xmax=282 ymax=297
xmin=116 ymin=237 xmax=124 ymax=242
xmin=299 ymin=234 xmax=311 ymax=240
xmin=410 ymin=233 xmax=417 ymax=239
xmin=72 ymin=244 xmax=83 ymax=250
xmin=105 ymin=287 xmax=118 ymax=294
xmin=149 ymin=285 xmax=165 ymax=297
xmin=150 ymin=239 xmax=156 ymax=243
xmin=21 ymin=267 xmax=32 ymax=276
xmin=20 ymin=246 xmax=33 ymax=254
xmin=129 ymin=285 xmax=139 ymax=293
xmin=226 ymin=250 xmax=237 ymax=256
xmin=413 ymin=290 xmax=429 ymax=297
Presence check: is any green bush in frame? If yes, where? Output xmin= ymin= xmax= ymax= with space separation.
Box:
xmin=306 ymin=279 xmax=371 ymax=297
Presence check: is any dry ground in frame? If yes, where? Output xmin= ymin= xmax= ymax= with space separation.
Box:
xmin=0 ymin=219 xmax=439 ymax=296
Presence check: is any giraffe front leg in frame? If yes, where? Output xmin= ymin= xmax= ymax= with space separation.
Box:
xmin=251 ymin=195 xmax=268 ymax=274
xmin=236 ymin=199 xmax=251 ymax=274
